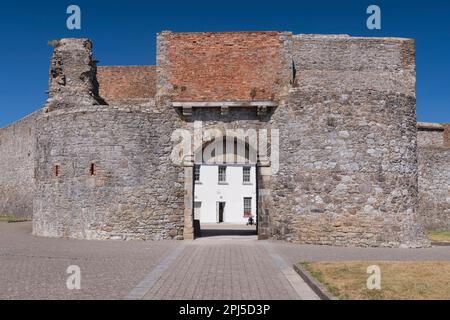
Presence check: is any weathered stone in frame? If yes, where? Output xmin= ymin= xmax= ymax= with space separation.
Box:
xmin=417 ymin=123 xmax=450 ymax=231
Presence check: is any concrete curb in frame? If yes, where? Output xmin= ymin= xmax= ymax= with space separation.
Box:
xmin=293 ymin=263 xmax=336 ymax=300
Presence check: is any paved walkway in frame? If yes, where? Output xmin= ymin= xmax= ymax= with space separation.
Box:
xmin=1 ymin=222 xmax=449 ymax=300
xmin=127 ymin=224 xmax=317 ymax=300
xmin=139 ymin=237 xmax=313 ymax=300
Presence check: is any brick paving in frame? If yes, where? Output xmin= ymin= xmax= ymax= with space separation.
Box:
xmin=142 ymin=238 xmax=301 ymax=300
xmin=1 ymin=222 xmax=449 ymax=300
xmin=0 ymin=222 xmax=177 ymax=300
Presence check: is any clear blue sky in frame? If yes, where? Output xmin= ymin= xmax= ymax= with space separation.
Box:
xmin=0 ymin=0 xmax=449 ymax=127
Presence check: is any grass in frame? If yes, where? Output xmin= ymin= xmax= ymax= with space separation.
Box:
xmin=427 ymin=230 xmax=450 ymax=243
xmin=0 ymin=215 xmax=30 ymax=223
xmin=300 ymin=261 xmax=450 ymax=300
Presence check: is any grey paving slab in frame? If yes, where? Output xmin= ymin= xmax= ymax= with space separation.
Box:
xmin=0 ymin=222 xmax=178 ymax=300
xmin=126 ymin=244 xmax=187 ymax=300
xmin=274 ymin=241 xmax=450 ymax=265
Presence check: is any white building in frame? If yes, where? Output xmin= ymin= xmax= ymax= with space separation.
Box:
xmin=194 ymin=164 xmax=256 ymax=224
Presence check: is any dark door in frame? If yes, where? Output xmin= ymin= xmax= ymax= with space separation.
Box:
xmin=218 ymin=202 xmax=225 ymax=223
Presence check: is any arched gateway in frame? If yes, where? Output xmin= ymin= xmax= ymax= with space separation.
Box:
xmin=176 ymin=126 xmax=274 ymax=239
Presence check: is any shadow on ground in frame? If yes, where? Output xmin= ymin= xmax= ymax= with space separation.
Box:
xmin=198 ymin=223 xmax=257 ymax=238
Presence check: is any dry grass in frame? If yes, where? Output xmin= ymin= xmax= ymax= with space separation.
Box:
xmin=300 ymin=261 xmax=450 ymax=300
xmin=427 ymin=231 xmax=450 ymax=243
xmin=0 ymin=215 xmax=30 ymax=223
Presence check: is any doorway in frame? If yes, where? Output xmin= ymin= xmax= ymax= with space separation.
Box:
xmin=186 ymin=134 xmax=270 ymax=240
xmin=216 ymin=201 xmax=225 ymax=223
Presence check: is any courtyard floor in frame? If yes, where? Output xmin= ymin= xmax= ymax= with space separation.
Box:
xmin=1 ymin=222 xmax=449 ymax=300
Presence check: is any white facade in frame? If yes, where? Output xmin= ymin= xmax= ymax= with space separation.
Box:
xmin=194 ymin=164 xmax=256 ymax=224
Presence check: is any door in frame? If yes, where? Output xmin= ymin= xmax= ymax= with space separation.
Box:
xmin=217 ymin=202 xmax=225 ymax=223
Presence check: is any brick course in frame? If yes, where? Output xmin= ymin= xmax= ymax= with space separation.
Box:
xmin=97 ymin=66 xmax=156 ymax=103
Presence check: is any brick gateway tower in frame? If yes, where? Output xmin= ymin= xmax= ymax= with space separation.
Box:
xmin=29 ymin=31 xmax=431 ymax=247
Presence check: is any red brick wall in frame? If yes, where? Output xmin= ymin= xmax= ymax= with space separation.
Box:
xmin=164 ymin=32 xmax=285 ymax=102
xmin=97 ymin=66 xmax=156 ymax=102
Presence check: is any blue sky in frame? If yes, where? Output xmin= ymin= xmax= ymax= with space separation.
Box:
xmin=0 ymin=0 xmax=449 ymax=127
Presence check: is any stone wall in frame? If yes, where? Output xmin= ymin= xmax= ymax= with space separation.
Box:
xmin=445 ymin=124 xmax=450 ymax=147
xmin=417 ymin=123 xmax=450 ymax=230
xmin=0 ymin=111 xmax=39 ymax=218
xmin=97 ymin=66 xmax=156 ymax=103
xmin=267 ymin=35 xmax=427 ymax=247
xmin=158 ymin=31 xmax=287 ymax=102
xmin=33 ymin=105 xmax=184 ymax=240
xmin=33 ymin=39 xmax=185 ymax=240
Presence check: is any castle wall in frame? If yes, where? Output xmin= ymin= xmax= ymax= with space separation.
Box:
xmin=417 ymin=124 xmax=450 ymax=230
xmin=0 ymin=111 xmax=39 ymax=218
xmin=33 ymin=39 xmax=185 ymax=240
xmin=33 ymin=105 xmax=185 ymax=240
xmin=97 ymin=66 xmax=156 ymax=103
xmin=29 ymin=32 xmax=445 ymax=246
xmin=268 ymin=35 xmax=427 ymax=247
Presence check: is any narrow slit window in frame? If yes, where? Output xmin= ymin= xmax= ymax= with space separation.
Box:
xmin=90 ymin=163 xmax=96 ymax=176
xmin=54 ymin=165 xmax=60 ymax=177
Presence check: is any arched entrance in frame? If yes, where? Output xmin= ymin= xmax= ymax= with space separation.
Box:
xmin=182 ymin=130 xmax=272 ymax=240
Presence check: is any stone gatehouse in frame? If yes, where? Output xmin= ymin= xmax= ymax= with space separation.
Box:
xmin=0 ymin=31 xmax=449 ymax=247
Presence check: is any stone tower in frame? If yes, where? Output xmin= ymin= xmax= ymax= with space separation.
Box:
xmin=45 ymin=38 xmax=104 ymax=111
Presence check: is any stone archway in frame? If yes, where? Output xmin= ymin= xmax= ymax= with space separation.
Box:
xmin=182 ymin=131 xmax=273 ymax=240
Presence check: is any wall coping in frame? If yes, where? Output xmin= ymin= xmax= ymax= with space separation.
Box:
xmin=172 ymin=100 xmax=277 ymax=108
xmin=417 ymin=122 xmax=445 ymax=131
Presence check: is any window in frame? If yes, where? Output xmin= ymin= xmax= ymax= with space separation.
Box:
xmin=243 ymin=166 xmax=251 ymax=183
xmin=194 ymin=165 xmax=200 ymax=182
xmin=218 ymin=166 xmax=227 ymax=183
xmin=244 ymin=197 xmax=252 ymax=218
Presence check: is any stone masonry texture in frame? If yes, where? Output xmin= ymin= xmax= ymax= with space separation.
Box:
xmin=417 ymin=124 xmax=450 ymax=230
xmin=33 ymin=105 xmax=185 ymax=240
xmin=0 ymin=111 xmax=38 ymax=218
xmin=46 ymin=38 xmax=105 ymax=110
xmin=266 ymin=34 xmax=428 ymax=247
xmin=0 ymin=31 xmax=448 ymax=246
